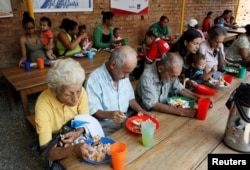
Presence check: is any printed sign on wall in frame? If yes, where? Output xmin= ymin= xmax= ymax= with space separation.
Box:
xmin=0 ymin=0 xmax=13 ymax=18
xmin=111 ymin=0 xmax=149 ymax=15
xmin=33 ymin=0 xmax=93 ymax=12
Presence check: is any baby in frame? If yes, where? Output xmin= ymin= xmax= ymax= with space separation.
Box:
xmin=40 ymin=16 xmax=56 ymax=59
xmin=189 ymin=52 xmax=206 ymax=84
xmin=78 ymin=25 xmax=92 ymax=51
xmin=113 ymin=27 xmax=123 ymax=46
xmin=113 ymin=27 xmax=122 ymax=41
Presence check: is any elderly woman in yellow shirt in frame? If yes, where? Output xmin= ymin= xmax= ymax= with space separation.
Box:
xmin=35 ymin=58 xmax=89 ymax=161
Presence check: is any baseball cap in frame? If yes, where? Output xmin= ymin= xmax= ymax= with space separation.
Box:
xmin=188 ymin=19 xmax=198 ymax=27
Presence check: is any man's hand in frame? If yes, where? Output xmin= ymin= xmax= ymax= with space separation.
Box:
xmin=179 ymin=108 xmax=197 ymax=118
xmin=112 ymin=111 xmax=127 ymax=123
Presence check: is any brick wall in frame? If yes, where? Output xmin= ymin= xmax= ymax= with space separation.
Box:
xmin=0 ymin=0 xmax=237 ymax=69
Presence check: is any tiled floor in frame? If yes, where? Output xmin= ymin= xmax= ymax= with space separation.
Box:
xmin=0 ymin=87 xmax=45 ymax=170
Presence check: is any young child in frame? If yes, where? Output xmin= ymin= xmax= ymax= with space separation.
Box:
xmin=189 ymin=52 xmax=217 ymax=84
xmin=229 ymin=16 xmax=236 ymax=25
xmin=40 ymin=16 xmax=56 ymax=59
xmin=113 ymin=27 xmax=122 ymax=41
xmin=113 ymin=27 xmax=123 ymax=46
xmin=189 ymin=52 xmax=207 ymax=84
xmin=78 ymin=25 xmax=92 ymax=51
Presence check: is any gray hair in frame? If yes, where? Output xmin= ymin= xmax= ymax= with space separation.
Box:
xmin=157 ymin=52 xmax=183 ymax=69
xmin=207 ymin=26 xmax=227 ymax=40
xmin=108 ymin=46 xmax=137 ymax=68
xmin=47 ymin=58 xmax=85 ymax=94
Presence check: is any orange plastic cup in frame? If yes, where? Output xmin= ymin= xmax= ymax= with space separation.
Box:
xmin=197 ymin=98 xmax=210 ymax=120
xmin=224 ymin=75 xmax=233 ymax=84
xmin=110 ymin=142 xmax=127 ymax=170
xmin=37 ymin=57 xmax=44 ymax=69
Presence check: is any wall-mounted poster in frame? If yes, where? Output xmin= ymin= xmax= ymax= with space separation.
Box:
xmin=0 ymin=0 xmax=13 ymax=18
xmin=111 ymin=0 xmax=148 ymax=15
xmin=33 ymin=0 xmax=93 ymax=12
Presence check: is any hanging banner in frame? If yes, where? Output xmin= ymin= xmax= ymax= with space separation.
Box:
xmin=33 ymin=0 xmax=93 ymax=12
xmin=111 ymin=0 xmax=148 ymax=15
xmin=0 ymin=0 xmax=13 ymax=18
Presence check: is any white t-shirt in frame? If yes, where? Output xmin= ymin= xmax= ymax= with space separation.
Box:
xmin=199 ymin=40 xmax=225 ymax=72
xmin=226 ymin=34 xmax=250 ymax=61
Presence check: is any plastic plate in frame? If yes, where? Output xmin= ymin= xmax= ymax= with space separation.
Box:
xmin=72 ymin=52 xmax=87 ymax=58
xmin=44 ymin=60 xmax=56 ymax=66
xmin=83 ymin=137 xmax=115 ymax=165
xmin=167 ymin=96 xmax=196 ymax=108
xmin=224 ymin=66 xmax=239 ymax=74
xmin=126 ymin=115 xmax=159 ymax=134
xmin=195 ymin=84 xmax=217 ymax=95
xmin=206 ymin=79 xmax=230 ymax=89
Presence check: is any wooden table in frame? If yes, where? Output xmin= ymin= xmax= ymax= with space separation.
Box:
xmin=0 ymin=51 xmax=110 ymax=127
xmin=203 ymin=32 xmax=238 ymax=43
xmin=226 ymin=27 xmax=246 ymax=34
xmin=60 ymin=72 xmax=250 ymax=170
xmin=224 ymin=33 xmax=238 ymax=42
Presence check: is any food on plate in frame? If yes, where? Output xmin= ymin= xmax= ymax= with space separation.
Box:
xmin=209 ymin=78 xmax=230 ymax=87
xmin=131 ymin=119 xmax=155 ymax=133
xmin=93 ymin=135 xmax=101 ymax=145
xmin=169 ymin=98 xmax=188 ymax=108
xmin=83 ymin=136 xmax=112 ymax=162
xmin=227 ymin=68 xmax=239 ymax=74
xmin=132 ymin=119 xmax=143 ymax=133
xmin=132 ymin=119 xmax=143 ymax=126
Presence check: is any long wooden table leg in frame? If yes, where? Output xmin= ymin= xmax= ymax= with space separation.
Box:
xmin=20 ymin=89 xmax=31 ymax=117
xmin=19 ymin=84 xmax=48 ymax=128
xmin=5 ymin=79 xmax=16 ymax=111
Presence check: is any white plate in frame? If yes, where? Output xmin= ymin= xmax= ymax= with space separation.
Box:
xmin=72 ymin=52 xmax=87 ymax=58
xmin=208 ymin=79 xmax=230 ymax=88
xmin=44 ymin=60 xmax=56 ymax=66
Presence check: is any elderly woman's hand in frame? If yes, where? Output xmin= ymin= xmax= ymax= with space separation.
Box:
xmin=112 ymin=111 xmax=127 ymax=123
xmin=60 ymin=128 xmax=84 ymax=147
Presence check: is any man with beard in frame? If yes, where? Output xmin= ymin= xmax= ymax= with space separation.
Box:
xmin=135 ymin=52 xmax=201 ymax=118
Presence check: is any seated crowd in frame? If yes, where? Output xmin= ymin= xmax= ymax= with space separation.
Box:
xmin=19 ymin=9 xmax=249 ymax=167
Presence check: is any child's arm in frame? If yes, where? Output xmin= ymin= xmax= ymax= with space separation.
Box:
xmin=45 ymin=38 xmax=55 ymax=50
xmin=200 ymin=65 xmax=217 ymax=81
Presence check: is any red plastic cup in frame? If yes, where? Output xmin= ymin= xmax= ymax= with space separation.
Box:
xmin=197 ymin=98 xmax=210 ymax=120
xmin=223 ymin=75 xmax=233 ymax=84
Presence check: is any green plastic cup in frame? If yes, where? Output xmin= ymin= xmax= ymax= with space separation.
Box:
xmin=141 ymin=121 xmax=155 ymax=147
xmin=238 ymin=67 xmax=247 ymax=79
xmin=122 ymin=37 xmax=128 ymax=45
